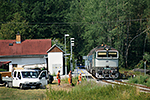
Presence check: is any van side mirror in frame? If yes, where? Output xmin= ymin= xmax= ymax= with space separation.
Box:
xmin=46 ymin=76 xmax=48 ymax=79
xmin=18 ymin=76 xmax=21 ymax=79
xmin=39 ymin=76 xmax=42 ymax=79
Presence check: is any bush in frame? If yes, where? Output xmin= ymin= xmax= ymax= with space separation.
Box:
xmin=134 ymin=60 xmax=144 ymax=69
xmin=128 ymin=75 xmax=150 ymax=86
xmin=146 ymin=78 xmax=150 ymax=87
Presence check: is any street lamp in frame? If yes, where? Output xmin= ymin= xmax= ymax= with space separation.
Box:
xmin=70 ymin=38 xmax=74 ymax=71
xmin=64 ymin=34 xmax=69 ymax=75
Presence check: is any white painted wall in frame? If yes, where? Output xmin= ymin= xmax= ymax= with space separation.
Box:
xmin=0 ymin=57 xmax=46 ymax=72
xmin=48 ymin=52 xmax=63 ymax=75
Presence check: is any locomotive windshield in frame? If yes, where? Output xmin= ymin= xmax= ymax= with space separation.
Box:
xmin=97 ymin=52 xmax=107 ymax=57
xmin=97 ymin=51 xmax=118 ymax=57
xmin=108 ymin=52 xmax=117 ymax=57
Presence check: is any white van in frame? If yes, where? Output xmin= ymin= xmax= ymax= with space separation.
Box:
xmin=3 ymin=69 xmax=47 ymax=89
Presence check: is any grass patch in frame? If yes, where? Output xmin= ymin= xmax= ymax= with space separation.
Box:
xmin=1 ymin=78 xmax=150 ymax=100
xmin=46 ymin=81 xmax=150 ymax=100
xmin=0 ymin=69 xmax=7 ymax=71
xmin=119 ymin=67 xmax=143 ymax=76
xmin=0 ymin=87 xmax=46 ymax=100
xmin=128 ymin=75 xmax=150 ymax=87
xmin=61 ymin=76 xmax=86 ymax=85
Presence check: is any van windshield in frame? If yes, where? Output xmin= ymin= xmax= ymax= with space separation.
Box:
xmin=22 ymin=71 xmax=38 ymax=78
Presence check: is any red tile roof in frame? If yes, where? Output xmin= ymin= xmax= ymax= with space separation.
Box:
xmin=0 ymin=39 xmax=51 ymax=56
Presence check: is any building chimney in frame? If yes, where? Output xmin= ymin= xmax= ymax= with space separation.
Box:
xmin=16 ymin=32 xmax=21 ymax=44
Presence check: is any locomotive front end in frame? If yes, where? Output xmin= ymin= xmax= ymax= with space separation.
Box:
xmin=95 ymin=49 xmax=119 ymax=78
xmin=87 ymin=45 xmax=119 ymax=79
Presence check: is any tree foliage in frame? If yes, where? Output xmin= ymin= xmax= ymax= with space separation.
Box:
xmin=0 ymin=12 xmax=30 ymax=40
xmin=0 ymin=0 xmax=150 ymax=68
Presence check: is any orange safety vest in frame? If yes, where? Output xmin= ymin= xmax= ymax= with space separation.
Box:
xmin=78 ymin=75 xmax=81 ymax=81
xmin=68 ymin=78 xmax=70 ymax=83
xmin=57 ymin=73 xmax=60 ymax=79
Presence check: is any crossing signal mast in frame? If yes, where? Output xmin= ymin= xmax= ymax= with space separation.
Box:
xmin=70 ymin=38 xmax=74 ymax=71
xmin=64 ymin=34 xmax=69 ymax=75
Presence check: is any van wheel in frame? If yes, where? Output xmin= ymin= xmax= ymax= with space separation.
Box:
xmin=40 ymin=83 xmax=43 ymax=88
xmin=20 ymin=84 xmax=23 ymax=89
xmin=5 ymin=82 xmax=9 ymax=88
xmin=6 ymin=82 xmax=12 ymax=88
xmin=8 ymin=82 xmax=12 ymax=88
xmin=49 ymin=80 xmax=52 ymax=84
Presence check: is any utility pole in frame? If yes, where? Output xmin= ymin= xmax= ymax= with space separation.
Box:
xmin=144 ymin=61 xmax=146 ymax=75
xmin=70 ymin=38 xmax=74 ymax=71
xmin=64 ymin=34 xmax=69 ymax=75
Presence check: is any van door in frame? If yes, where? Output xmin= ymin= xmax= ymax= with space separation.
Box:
xmin=38 ymin=70 xmax=47 ymax=86
xmin=13 ymin=71 xmax=21 ymax=87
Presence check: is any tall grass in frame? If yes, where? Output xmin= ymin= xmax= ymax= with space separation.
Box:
xmin=0 ymin=87 xmax=46 ymax=100
xmin=128 ymin=75 xmax=150 ymax=87
xmin=46 ymin=81 xmax=150 ymax=100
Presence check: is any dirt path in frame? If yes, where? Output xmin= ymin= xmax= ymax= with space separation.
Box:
xmin=47 ymin=80 xmax=74 ymax=92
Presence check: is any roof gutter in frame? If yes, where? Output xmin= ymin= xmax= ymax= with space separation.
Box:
xmin=0 ymin=54 xmax=47 ymax=58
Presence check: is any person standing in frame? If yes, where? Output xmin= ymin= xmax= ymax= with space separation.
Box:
xmin=78 ymin=73 xmax=82 ymax=83
xmin=68 ymin=71 xmax=72 ymax=85
xmin=77 ymin=80 xmax=79 ymax=85
xmin=57 ymin=70 xmax=61 ymax=85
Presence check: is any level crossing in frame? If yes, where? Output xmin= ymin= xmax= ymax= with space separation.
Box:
xmin=72 ymin=68 xmax=96 ymax=80
xmin=55 ymin=68 xmax=95 ymax=80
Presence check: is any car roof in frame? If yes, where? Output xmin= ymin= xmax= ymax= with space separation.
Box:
xmin=14 ymin=69 xmax=37 ymax=72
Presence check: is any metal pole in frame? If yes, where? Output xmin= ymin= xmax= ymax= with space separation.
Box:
xmin=144 ymin=61 xmax=146 ymax=75
xmin=70 ymin=41 xmax=72 ymax=71
xmin=65 ymin=35 xmax=67 ymax=75
xmin=70 ymin=38 xmax=74 ymax=72
xmin=75 ymin=60 xmax=77 ymax=77
xmin=65 ymin=34 xmax=69 ymax=75
xmin=65 ymin=35 xmax=66 ymax=54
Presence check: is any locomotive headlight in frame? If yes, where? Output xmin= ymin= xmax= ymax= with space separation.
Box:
xmin=106 ymin=48 xmax=108 ymax=51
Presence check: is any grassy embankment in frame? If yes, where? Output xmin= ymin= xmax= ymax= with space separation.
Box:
xmin=0 ymin=87 xmax=46 ymax=100
xmin=120 ymin=67 xmax=150 ymax=87
xmin=1 ymin=75 xmax=150 ymax=100
xmin=46 ymin=77 xmax=150 ymax=100
xmin=128 ymin=75 xmax=150 ymax=87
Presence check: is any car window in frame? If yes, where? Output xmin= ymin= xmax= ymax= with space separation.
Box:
xmin=14 ymin=71 xmax=16 ymax=77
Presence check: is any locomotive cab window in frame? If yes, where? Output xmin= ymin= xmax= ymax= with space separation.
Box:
xmin=108 ymin=52 xmax=117 ymax=57
xmin=97 ymin=52 xmax=107 ymax=57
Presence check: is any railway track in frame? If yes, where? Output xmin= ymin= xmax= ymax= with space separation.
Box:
xmin=101 ymin=80 xmax=150 ymax=93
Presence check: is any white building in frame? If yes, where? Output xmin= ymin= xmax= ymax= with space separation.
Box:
xmin=47 ymin=44 xmax=65 ymax=75
xmin=0 ymin=33 xmax=51 ymax=72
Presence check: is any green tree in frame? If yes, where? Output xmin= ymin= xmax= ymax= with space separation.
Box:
xmin=0 ymin=12 xmax=30 ymax=40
